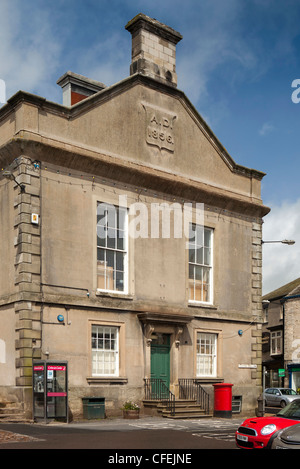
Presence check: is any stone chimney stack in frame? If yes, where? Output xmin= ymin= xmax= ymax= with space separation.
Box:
xmin=57 ymin=72 xmax=106 ymax=106
xmin=125 ymin=13 xmax=182 ymax=87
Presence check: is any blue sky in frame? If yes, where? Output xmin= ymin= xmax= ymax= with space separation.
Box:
xmin=1 ymin=0 xmax=299 ymax=294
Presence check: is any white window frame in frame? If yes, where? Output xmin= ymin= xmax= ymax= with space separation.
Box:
xmin=91 ymin=325 xmax=119 ymax=377
xmin=96 ymin=202 xmax=128 ymax=294
xmin=188 ymin=224 xmax=213 ymax=304
xmin=196 ymin=332 xmax=217 ymax=377
xmin=271 ymin=330 xmax=283 ymax=355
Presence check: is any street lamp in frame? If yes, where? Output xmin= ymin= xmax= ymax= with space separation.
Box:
xmin=2 ymin=170 xmax=25 ymax=192
xmin=261 ymin=239 xmax=295 ymax=245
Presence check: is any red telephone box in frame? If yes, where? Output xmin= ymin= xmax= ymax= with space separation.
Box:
xmin=33 ymin=361 xmax=68 ymax=422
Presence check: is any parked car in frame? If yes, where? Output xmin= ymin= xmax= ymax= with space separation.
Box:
xmin=262 ymin=388 xmax=299 ymax=408
xmin=271 ymin=423 xmax=300 ymax=449
xmin=236 ymin=398 xmax=300 ymax=449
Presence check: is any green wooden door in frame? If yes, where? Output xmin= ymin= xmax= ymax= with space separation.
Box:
xmin=150 ymin=334 xmax=170 ymax=391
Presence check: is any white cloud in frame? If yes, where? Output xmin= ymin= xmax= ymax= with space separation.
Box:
xmin=262 ymin=199 xmax=300 ymax=294
xmin=0 ymin=0 xmax=62 ymax=102
xmin=71 ymin=32 xmax=130 ymax=88
xmin=259 ymin=122 xmax=274 ymax=136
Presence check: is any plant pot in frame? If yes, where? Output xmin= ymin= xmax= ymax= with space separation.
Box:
xmin=123 ymin=409 xmax=140 ymax=419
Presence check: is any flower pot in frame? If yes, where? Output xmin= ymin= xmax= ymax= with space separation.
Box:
xmin=123 ymin=409 xmax=140 ymax=419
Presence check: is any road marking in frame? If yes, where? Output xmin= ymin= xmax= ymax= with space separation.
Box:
xmin=192 ymin=432 xmax=236 ymax=442
xmin=128 ymin=418 xmax=242 ymax=433
xmin=129 ymin=422 xmax=189 ymax=430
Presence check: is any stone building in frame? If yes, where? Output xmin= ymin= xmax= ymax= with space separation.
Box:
xmin=262 ymin=278 xmax=300 ymax=391
xmin=0 ymin=14 xmax=269 ymax=420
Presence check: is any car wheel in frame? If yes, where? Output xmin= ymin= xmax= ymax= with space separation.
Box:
xmin=280 ymin=400 xmax=286 ymax=408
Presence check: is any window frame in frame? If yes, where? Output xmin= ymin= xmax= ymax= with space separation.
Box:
xmin=271 ymin=330 xmax=283 ymax=356
xmin=196 ymin=332 xmax=217 ymax=378
xmin=96 ymin=201 xmax=128 ymax=295
xmin=188 ymin=224 xmax=213 ymax=305
xmin=91 ymin=324 xmax=120 ymax=377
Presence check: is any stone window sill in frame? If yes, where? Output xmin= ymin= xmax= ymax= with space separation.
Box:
xmin=87 ymin=376 xmax=128 ymax=385
xmin=96 ymin=290 xmax=134 ymax=300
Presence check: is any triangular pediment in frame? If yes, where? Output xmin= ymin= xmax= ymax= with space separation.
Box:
xmin=0 ymin=73 xmax=268 ymax=216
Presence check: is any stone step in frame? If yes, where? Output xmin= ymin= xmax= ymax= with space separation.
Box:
xmin=144 ymin=399 xmax=197 ymax=407
xmin=163 ymin=412 xmax=213 ymax=419
xmin=158 ymin=401 xmax=199 ymax=407
xmin=162 ymin=405 xmax=211 ymax=418
xmin=143 ymin=399 xmax=211 ymax=418
xmin=0 ymin=406 xmax=23 ymax=415
xmin=0 ymin=414 xmax=32 ymax=423
xmin=158 ymin=405 xmax=204 ymax=413
xmin=0 ymin=401 xmax=29 ymax=422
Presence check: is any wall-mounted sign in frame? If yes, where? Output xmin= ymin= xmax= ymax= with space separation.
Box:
xmin=238 ymin=364 xmax=257 ymax=369
xmin=31 ymin=213 xmax=39 ymax=225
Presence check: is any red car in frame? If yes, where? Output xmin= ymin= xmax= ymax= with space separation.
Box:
xmin=236 ymin=398 xmax=300 ymax=449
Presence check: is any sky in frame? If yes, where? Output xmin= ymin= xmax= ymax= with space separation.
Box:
xmin=0 ymin=0 xmax=299 ymax=295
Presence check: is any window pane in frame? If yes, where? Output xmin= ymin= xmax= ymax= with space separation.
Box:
xmin=204 ymin=228 xmax=211 ymax=247
xmin=116 ymin=251 xmax=124 ymax=271
xmin=107 ymin=207 xmax=116 ymax=229
xmin=195 ymin=265 xmax=202 ymax=281
xmin=97 ymin=223 xmax=106 ymax=245
xmin=106 ymin=250 xmax=115 ymax=269
xmin=117 ymin=231 xmax=125 ymax=250
xmin=107 ymin=229 xmax=116 ymax=249
xmin=97 ymin=248 xmax=105 ymax=262
xmin=195 ymin=225 xmax=204 ymax=245
xmin=97 ymin=205 xmax=107 ymax=226
xmin=118 ymin=208 xmax=126 ymax=231
xmin=204 ymin=247 xmax=211 ymax=266
xmin=116 ymin=271 xmax=124 ymax=291
xmin=189 ymin=224 xmax=196 ymax=243
xmin=189 ymin=244 xmax=195 ymax=263
xmin=196 ymin=247 xmax=203 ymax=264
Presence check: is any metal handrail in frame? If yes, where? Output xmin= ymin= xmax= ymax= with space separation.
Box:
xmin=178 ymin=378 xmax=210 ymax=414
xmin=144 ymin=378 xmax=175 ymax=416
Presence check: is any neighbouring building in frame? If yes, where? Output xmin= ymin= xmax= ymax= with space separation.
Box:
xmin=262 ymin=278 xmax=300 ymax=390
xmin=0 ymin=14 xmax=270 ymax=420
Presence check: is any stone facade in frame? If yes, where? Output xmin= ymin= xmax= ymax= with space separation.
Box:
xmin=262 ymin=278 xmax=300 ymax=389
xmin=283 ymin=284 xmax=300 ymax=389
xmin=0 ymin=14 xmax=269 ymax=420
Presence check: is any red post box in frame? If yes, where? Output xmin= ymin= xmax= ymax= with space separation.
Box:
xmin=213 ymin=383 xmax=233 ymax=418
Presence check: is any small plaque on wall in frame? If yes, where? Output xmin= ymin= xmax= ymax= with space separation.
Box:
xmin=31 ymin=213 xmax=39 ymax=225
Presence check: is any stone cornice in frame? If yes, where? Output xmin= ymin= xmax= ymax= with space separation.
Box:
xmin=0 ymin=132 xmax=270 ymax=217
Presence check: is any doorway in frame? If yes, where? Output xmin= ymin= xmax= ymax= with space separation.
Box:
xmin=150 ymin=333 xmax=170 ymax=389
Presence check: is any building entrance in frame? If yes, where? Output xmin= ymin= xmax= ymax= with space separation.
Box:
xmin=150 ymin=334 xmax=170 ymax=389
